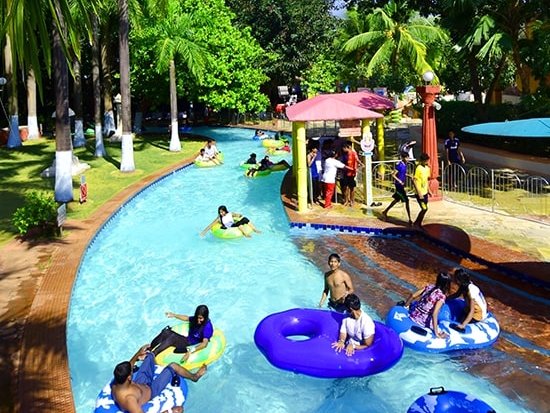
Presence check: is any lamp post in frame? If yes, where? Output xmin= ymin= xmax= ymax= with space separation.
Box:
xmin=416 ymin=71 xmax=442 ymax=200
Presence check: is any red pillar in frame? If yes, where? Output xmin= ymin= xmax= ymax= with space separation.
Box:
xmin=416 ymin=85 xmax=441 ymax=200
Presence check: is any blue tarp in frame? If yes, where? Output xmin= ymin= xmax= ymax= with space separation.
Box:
xmin=462 ymin=118 xmax=550 ymax=138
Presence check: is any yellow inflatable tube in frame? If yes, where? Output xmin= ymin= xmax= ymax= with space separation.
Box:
xmin=261 ymin=139 xmax=285 ymax=149
xmin=155 ymin=322 xmax=226 ymax=370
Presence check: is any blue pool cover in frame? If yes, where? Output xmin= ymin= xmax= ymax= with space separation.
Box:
xmin=462 ymin=118 xmax=550 ymax=138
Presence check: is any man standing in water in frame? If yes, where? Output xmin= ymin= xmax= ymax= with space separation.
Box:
xmin=112 ymin=344 xmax=207 ymax=413
xmin=319 ymin=253 xmax=355 ymax=313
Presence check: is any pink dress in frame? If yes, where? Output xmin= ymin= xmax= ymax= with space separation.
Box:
xmin=409 ymin=284 xmax=446 ymax=327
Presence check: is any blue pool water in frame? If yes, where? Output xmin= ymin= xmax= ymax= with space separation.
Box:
xmin=67 ymin=127 xmax=531 ymax=412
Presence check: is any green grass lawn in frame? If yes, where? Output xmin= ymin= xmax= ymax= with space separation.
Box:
xmin=0 ymin=134 xmax=204 ymax=245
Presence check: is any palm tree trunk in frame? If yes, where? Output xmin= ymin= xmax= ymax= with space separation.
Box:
xmin=92 ymin=15 xmax=106 ymax=157
xmin=467 ymin=53 xmax=483 ymax=103
xmin=485 ymin=55 xmax=507 ymax=105
xmin=169 ymin=59 xmax=181 ymax=152
xmin=101 ymin=20 xmax=116 ymax=138
xmin=73 ymin=57 xmax=86 ymax=147
xmin=26 ymin=69 xmax=41 ymax=139
xmin=119 ymin=0 xmax=135 ymax=172
xmin=53 ymin=1 xmax=74 ymax=202
xmin=4 ymin=35 xmax=22 ymax=148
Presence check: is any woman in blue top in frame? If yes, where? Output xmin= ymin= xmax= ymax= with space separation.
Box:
xmin=150 ymin=305 xmax=214 ymax=362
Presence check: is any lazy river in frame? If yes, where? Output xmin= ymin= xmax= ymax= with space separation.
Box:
xmin=67 ymin=126 xmax=535 ymax=412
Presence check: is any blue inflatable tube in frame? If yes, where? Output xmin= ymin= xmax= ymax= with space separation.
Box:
xmin=407 ymin=386 xmax=496 ymax=413
xmin=254 ymin=308 xmax=403 ymax=378
xmin=94 ymin=364 xmax=189 ymax=413
xmin=385 ymin=299 xmax=500 ymax=353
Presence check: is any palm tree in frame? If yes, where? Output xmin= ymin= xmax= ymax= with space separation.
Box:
xmin=118 ymin=0 xmax=134 ymax=172
xmin=26 ymin=68 xmax=40 ymax=139
xmin=153 ymin=8 xmax=208 ymax=151
xmin=3 ymin=34 xmax=21 ymax=148
xmin=2 ymin=0 xmax=97 ymax=201
xmin=456 ymin=14 xmax=511 ymax=104
xmin=72 ymin=56 xmax=86 ymax=148
xmin=342 ymin=0 xmax=448 ymax=80
xmin=92 ymin=14 xmax=106 ymax=157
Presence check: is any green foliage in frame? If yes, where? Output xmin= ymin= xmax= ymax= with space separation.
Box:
xmin=436 ymin=100 xmax=519 ymax=139
xmin=226 ymin=0 xmax=338 ymax=95
xmin=11 ymin=191 xmax=58 ymax=236
xmin=435 ymin=100 xmax=550 ymax=156
xmin=131 ymin=0 xmax=269 ymax=113
xmin=179 ymin=0 xmax=270 ymax=113
xmin=302 ymin=54 xmax=343 ymax=95
xmin=341 ymin=1 xmax=448 ymax=91
xmin=517 ymin=88 xmax=550 ymax=118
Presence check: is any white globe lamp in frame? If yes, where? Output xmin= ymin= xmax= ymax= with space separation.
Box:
xmin=422 ymin=71 xmax=434 ymax=84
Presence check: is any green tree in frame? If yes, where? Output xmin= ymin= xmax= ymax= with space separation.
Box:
xmin=147 ymin=0 xmax=208 ymax=151
xmin=118 ymin=0 xmax=134 ymax=172
xmin=2 ymin=0 xmax=98 ymax=201
xmin=226 ymin=0 xmax=337 ymax=103
xmin=342 ymin=0 xmax=448 ymax=87
xmin=180 ymin=0 xmax=270 ymax=114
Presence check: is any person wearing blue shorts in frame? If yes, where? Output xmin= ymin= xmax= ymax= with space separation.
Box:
xmin=111 ymin=344 xmax=206 ymax=413
xmin=382 ymin=152 xmax=412 ymax=225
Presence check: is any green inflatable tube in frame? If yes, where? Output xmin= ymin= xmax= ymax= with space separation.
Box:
xmin=244 ymin=169 xmax=271 ymax=178
xmin=194 ymin=152 xmax=224 ymax=168
xmin=239 ymin=162 xmax=259 ymax=169
xmin=211 ymin=222 xmax=253 ymax=239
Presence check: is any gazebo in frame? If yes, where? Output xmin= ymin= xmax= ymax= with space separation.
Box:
xmin=285 ymin=91 xmax=395 ymax=212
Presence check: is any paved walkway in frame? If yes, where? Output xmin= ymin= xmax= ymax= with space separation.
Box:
xmin=0 ymin=140 xmax=548 ymax=412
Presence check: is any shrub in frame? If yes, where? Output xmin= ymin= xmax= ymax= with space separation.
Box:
xmin=12 ymin=191 xmax=58 ymax=237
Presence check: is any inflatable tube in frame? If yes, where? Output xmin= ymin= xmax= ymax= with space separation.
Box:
xmin=240 ymin=162 xmax=259 ymax=169
xmin=407 ymin=386 xmax=496 ymax=413
xmin=244 ymin=169 xmax=271 ymax=178
xmin=266 ymin=148 xmax=291 ymax=156
xmin=94 ymin=364 xmax=189 ymax=413
xmin=194 ymin=152 xmax=224 ymax=168
xmin=155 ymin=322 xmax=226 ymax=370
xmin=385 ymin=299 xmax=500 ymax=353
xmin=254 ymin=308 xmax=403 ymax=378
xmin=267 ymin=163 xmax=289 ymax=172
xmin=261 ymin=139 xmax=286 ymax=149
xmin=211 ymin=222 xmax=252 ymax=239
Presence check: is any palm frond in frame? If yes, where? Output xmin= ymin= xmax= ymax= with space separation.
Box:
xmin=343 ymin=31 xmax=385 ymax=53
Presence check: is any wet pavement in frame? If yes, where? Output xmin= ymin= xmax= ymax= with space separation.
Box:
xmin=282 ymin=174 xmax=549 ymax=413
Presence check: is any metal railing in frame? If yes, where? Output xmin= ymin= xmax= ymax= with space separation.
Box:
xmin=441 ymin=164 xmax=549 ymax=223
xmin=354 ymin=159 xmax=549 ymax=224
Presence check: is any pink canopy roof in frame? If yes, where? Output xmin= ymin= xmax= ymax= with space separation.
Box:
xmin=286 ymin=91 xmax=394 ymax=122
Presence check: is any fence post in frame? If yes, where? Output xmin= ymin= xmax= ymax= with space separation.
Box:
xmin=491 ymin=169 xmax=495 ymax=213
